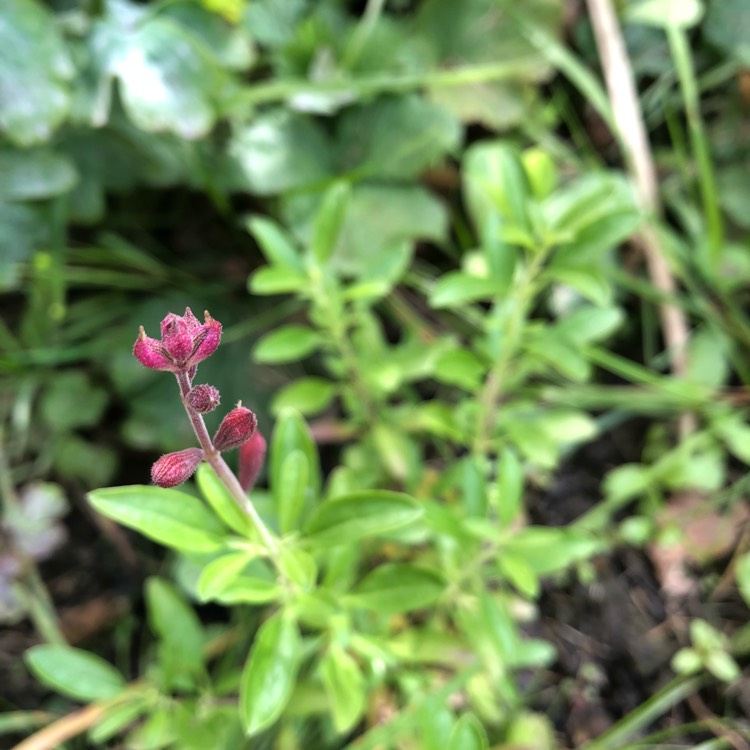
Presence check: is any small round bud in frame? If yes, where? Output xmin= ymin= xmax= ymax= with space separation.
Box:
xmin=185 ymin=384 xmax=221 ymax=413
xmin=213 ymin=406 xmax=257 ymax=452
xmin=151 ymin=448 xmax=204 ymax=488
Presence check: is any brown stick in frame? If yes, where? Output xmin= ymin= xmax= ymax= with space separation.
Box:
xmin=585 ymin=0 xmax=693 ymax=435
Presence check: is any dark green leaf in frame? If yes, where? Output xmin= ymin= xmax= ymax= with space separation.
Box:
xmin=270 ymin=409 xmax=321 ymax=506
xmin=0 ymin=148 xmax=77 ymax=200
xmin=0 ymin=0 xmax=73 ymax=146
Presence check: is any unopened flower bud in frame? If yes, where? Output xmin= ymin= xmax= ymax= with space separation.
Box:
xmin=151 ymin=448 xmax=204 ymax=488
xmin=185 ymin=384 xmax=220 ymax=413
xmin=213 ymin=406 xmax=257 ymax=452
xmin=239 ymin=430 xmax=267 ymax=491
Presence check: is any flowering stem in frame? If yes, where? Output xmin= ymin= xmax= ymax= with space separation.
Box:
xmin=174 ymin=372 xmax=279 ymax=556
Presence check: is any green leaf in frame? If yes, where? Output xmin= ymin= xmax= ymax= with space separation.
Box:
xmin=246 ymin=215 xmax=304 ymax=270
xmin=40 ymin=371 xmax=107 ymax=433
xmin=463 ymin=141 xmax=530 ymax=242
xmin=0 ymin=148 xmax=77 ymax=201
xmin=337 ymin=95 xmax=461 ymax=180
xmin=522 ymin=147 xmax=558 ymax=200
xmin=433 ymin=348 xmax=487 ymax=390
xmin=272 ymin=377 xmax=337 ymax=416
xmin=211 ymin=575 xmax=280 ymax=605
xmin=254 ymin=326 xmax=324 ymax=364
xmin=305 ymin=490 xmax=422 ymax=546
xmin=448 ymin=713 xmax=489 ymax=750
xmin=335 ymin=184 xmax=447 ymax=276
xmin=704 ymin=0 xmax=750 ymax=64
xmin=349 ymin=564 xmax=445 ymax=614
xmin=705 ymin=650 xmax=741 ymax=683
xmin=311 ymin=181 xmax=351 ymax=265
xmin=146 ymin=578 xmax=204 ymax=654
xmin=277 ymin=450 xmax=309 ymax=535
xmin=497 ymin=448 xmax=524 ymax=526
xmin=270 ymin=409 xmax=321 ymax=506
xmin=226 ymin=109 xmax=332 ymax=195
xmin=146 ymin=578 xmax=204 ymax=686
xmin=89 ymin=697 xmax=150 ymax=744
xmin=626 ymin=0 xmax=704 ymax=29
xmin=25 ymin=645 xmax=125 ymax=702
xmin=87 ymin=485 xmax=226 ymax=552
xmin=249 ymin=265 xmax=307 ymax=294
xmin=277 ymin=546 xmax=317 ymax=589
xmin=320 ymin=646 xmax=366 ymax=734
xmin=0 ymin=0 xmax=73 ymax=146
xmin=430 ymin=272 xmax=499 ymax=308
xmin=195 ymin=464 xmax=253 ymax=536
xmin=240 ymin=611 xmax=302 ymax=736
xmin=503 ymin=527 xmax=603 ymax=576
xmin=196 ymin=550 xmax=258 ymax=602
xmin=97 ymin=15 xmax=222 ymax=139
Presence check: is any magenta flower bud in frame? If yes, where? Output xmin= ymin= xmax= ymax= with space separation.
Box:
xmin=133 ymin=308 xmax=222 ymax=373
xmin=213 ymin=406 xmax=257 ymax=452
xmin=185 ymin=384 xmax=221 ymax=413
xmin=151 ymin=448 xmax=204 ymax=488
xmin=239 ymin=430 xmax=267 ymax=491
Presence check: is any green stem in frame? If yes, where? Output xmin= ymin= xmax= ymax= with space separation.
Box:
xmin=582 ymin=674 xmax=706 ymax=750
xmin=473 ymin=252 xmax=547 ymax=456
xmin=174 ymin=372 xmax=279 ymax=557
xmin=236 ymin=58 xmax=544 ymax=106
xmin=667 ymin=25 xmax=723 ymax=271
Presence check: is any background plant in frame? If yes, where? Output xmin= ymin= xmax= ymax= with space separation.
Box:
xmin=2 ymin=0 xmax=750 ymax=748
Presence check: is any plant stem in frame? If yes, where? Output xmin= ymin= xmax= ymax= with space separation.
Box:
xmin=174 ymin=372 xmax=279 ymax=556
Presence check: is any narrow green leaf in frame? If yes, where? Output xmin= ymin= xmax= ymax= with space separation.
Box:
xmin=195 ymin=464 xmax=253 ymax=536
xmin=196 ymin=550 xmax=258 ymax=602
xmin=249 ymin=266 xmax=306 ymax=294
xmin=305 ymin=490 xmax=422 ymax=546
xmin=736 ymin=553 xmax=750 ymax=608
xmin=430 ymin=272 xmax=498 ymax=308
xmin=448 ymin=713 xmax=489 ymax=750
xmin=246 ymin=215 xmax=304 ymax=270
xmin=349 ymin=564 xmax=444 ymax=614
xmin=497 ymin=448 xmax=523 ymax=525
xmin=145 ymin=577 xmax=204 ymax=653
xmin=277 ymin=450 xmax=309 ymax=534
xmin=320 ymin=646 xmax=365 ymax=733
xmin=87 ymin=485 xmax=226 ymax=552
xmin=212 ymin=575 xmax=280 ymax=605
xmin=254 ymin=325 xmax=323 ymax=364
xmin=311 ymin=181 xmax=351 ymax=265
xmin=270 ymin=409 xmax=321 ymax=505
xmin=26 ymin=645 xmax=125 ymax=702
xmin=240 ymin=612 xmax=301 ymax=736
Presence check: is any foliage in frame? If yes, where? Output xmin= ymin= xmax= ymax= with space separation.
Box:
xmin=2 ymin=0 xmax=750 ymax=748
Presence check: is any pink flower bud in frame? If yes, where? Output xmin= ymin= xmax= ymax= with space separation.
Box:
xmin=151 ymin=448 xmax=204 ymax=488
xmin=239 ymin=430 xmax=267 ymax=492
xmin=213 ymin=406 xmax=257 ymax=452
xmin=185 ymin=384 xmax=221 ymax=413
xmin=133 ymin=308 xmax=222 ymax=373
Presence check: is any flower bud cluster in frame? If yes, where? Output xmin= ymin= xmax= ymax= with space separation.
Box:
xmin=134 ymin=307 xmax=264 ymax=491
